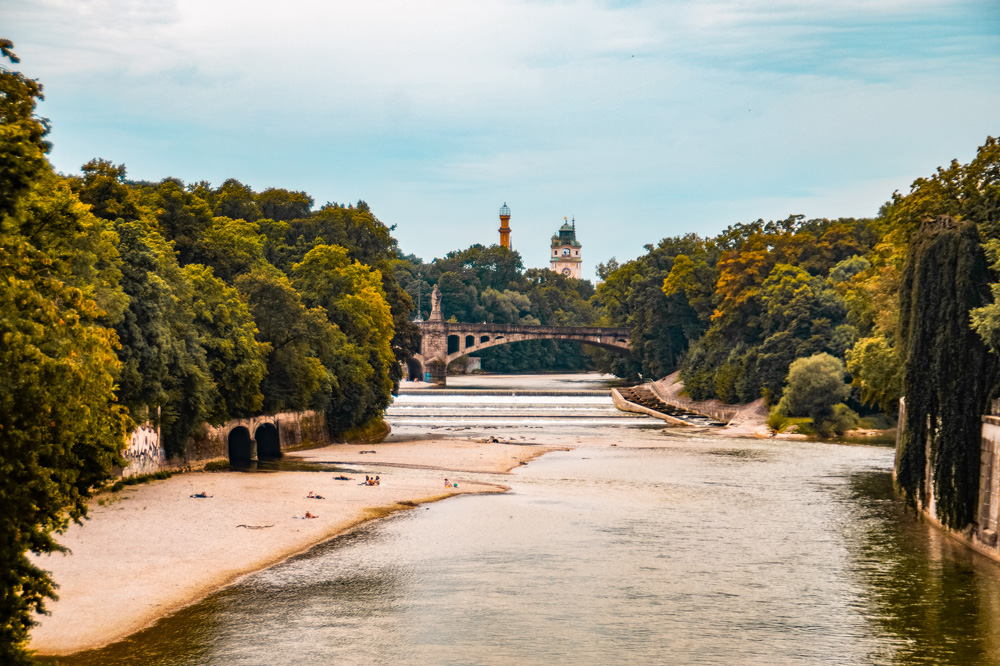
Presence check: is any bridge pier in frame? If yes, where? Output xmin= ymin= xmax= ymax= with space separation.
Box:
xmin=426 ymin=359 xmax=447 ymax=386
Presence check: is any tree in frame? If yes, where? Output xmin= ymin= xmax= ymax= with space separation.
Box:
xmin=184 ymin=264 xmax=268 ymax=420
xmin=70 ymin=158 xmax=143 ymax=223
xmin=235 ymin=270 xmax=337 ymax=414
xmin=292 ymin=245 xmax=396 ymax=432
xmin=213 ymin=178 xmax=260 ymax=221
xmin=152 ymin=178 xmax=213 ymax=265
xmin=775 ymin=353 xmax=855 ymax=434
xmin=257 ymin=187 xmax=313 ymax=221
xmin=0 ymin=40 xmax=129 ymax=663
xmin=896 ymin=216 xmax=996 ymax=528
xmin=112 ymin=219 xmax=215 ymax=456
xmin=197 ymin=216 xmax=268 ymax=283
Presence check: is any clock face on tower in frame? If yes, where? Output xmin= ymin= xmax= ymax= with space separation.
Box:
xmin=562 ymin=268 xmax=571 ymax=276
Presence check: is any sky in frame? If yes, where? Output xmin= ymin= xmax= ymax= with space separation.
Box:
xmin=4 ymin=0 xmax=999 ymax=280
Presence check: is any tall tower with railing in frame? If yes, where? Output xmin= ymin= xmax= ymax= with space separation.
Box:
xmin=498 ymin=202 xmax=511 ymax=249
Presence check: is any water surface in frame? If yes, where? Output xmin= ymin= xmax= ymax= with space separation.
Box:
xmin=51 ymin=375 xmax=1000 ymax=665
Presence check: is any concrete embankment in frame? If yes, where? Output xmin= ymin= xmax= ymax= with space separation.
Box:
xmin=610 ymin=386 xmax=693 ymax=425
xmin=612 ymin=372 xmax=772 ymax=437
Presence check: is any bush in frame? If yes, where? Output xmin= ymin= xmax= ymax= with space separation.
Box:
xmin=777 ymin=353 xmax=851 ymax=424
xmin=771 ymin=353 xmax=860 ymax=437
xmin=819 ymin=403 xmax=861 ymax=437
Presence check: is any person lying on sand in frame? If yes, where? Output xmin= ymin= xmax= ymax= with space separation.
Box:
xmin=294 ymin=511 xmax=318 ymax=519
xmin=307 ymin=491 xmax=325 ymax=499
xmin=333 ymin=475 xmax=352 ymax=481
xmin=190 ymin=491 xmax=211 ymax=498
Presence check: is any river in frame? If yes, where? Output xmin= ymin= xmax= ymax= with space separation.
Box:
xmin=51 ymin=374 xmax=1000 ymax=665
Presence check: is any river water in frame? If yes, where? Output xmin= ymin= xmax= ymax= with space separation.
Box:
xmin=53 ymin=375 xmax=1000 ymax=665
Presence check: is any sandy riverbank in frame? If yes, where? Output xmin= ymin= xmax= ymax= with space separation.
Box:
xmin=29 ymin=438 xmax=561 ymax=656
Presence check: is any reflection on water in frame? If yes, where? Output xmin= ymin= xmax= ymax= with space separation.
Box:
xmin=844 ymin=472 xmax=1000 ymax=664
xmin=46 ymin=380 xmax=1000 ymax=665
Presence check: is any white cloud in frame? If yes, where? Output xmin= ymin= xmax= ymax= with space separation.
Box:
xmin=3 ymin=0 xmax=997 ymax=275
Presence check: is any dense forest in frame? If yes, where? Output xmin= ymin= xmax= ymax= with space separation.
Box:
xmin=2 ymin=36 xmax=999 ymax=662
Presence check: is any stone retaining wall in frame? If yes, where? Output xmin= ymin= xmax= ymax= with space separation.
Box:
xmin=119 ymin=410 xmax=331 ymax=477
xmin=895 ymin=400 xmax=1000 ymax=564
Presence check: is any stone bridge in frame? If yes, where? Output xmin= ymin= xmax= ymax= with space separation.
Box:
xmin=406 ymin=286 xmax=631 ymax=385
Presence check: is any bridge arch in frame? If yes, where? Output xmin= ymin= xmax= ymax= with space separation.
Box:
xmin=444 ymin=333 xmax=629 ymax=368
xmin=255 ymin=423 xmax=281 ymax=458
xmin=404 ymin=356 xmax=424 ymax=381
xmin=228 ymin=426 xmax=253 ymax=463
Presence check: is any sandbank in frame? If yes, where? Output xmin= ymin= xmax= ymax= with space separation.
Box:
xmin=29 ymin=438 xmax=558 ymax=656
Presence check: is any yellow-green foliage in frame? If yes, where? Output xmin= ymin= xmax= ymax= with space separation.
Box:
xmin=0 ymin=40 xmax=130 ymax=662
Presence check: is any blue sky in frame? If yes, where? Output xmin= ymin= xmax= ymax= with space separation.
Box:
xmin=4 ymin=0 xmax=999 ymax=280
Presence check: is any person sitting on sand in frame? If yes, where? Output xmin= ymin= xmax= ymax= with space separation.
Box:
xmin=304 ymin=511 xmax=317 ymax=519
xmin=374 ymin=476 xmax=380 ymax=486
xmin=307 ymin=491 xmax=315 ymax=498
xmin=444 ymin=478 xmax=449 ymax=487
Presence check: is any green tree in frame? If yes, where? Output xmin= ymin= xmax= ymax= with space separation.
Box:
xmin=197 ymin=216 xmax=268 ymax=283
xmin=184 ymin=264 xmax=268 ymax=420
xmin=235 ymin=270 xmax=337 ymax=414
xmin=213 ymin=178 xmax=260 ymax=221
xmin=152 ymin=178 xmax=213 ymax=265
xmin=0 ymin=40 xmax=129 ymax=663
xmin=112 ymin=219 xmax=214 ymax=456
xmin=774 ymin=353 xmax=856 ymax=435
xmin=896 ymin=216 xmax=996 ymax=528
xmin=70 ymin=158 xmax=144 ymax=223
xmin=257 ymin=187 xmax=313 ymax=221
xmin=285 ymin=203 xmax=419 ymax=390
xmin=292 ymin=244 xmax=396 ymax=431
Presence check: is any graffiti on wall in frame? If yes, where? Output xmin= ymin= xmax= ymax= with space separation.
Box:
xmin=122 ymin=425 xmax=165 ymax=477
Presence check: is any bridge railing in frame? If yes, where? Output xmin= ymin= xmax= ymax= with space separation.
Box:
xmin=417 ymin=322 xmax=630 ymax=337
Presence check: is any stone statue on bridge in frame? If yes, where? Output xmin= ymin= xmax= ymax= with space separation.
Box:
xmin=429 ymin=285 xmax=444 ymax=322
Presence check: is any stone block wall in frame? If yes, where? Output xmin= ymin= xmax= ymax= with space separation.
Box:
xmin=118 ymin=410 xmax=333 ymax=477
xmin=894 ymin=399 xmax=1000 ymax=562
xmin=978 ymin=416 xmax=1000 ymax=546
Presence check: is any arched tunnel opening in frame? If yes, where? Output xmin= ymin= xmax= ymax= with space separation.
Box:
xmin=227 ymin=426 xmax=253 ymax=463
xmin=255 ymin=423 xmax=281 ymax=459
xmin=405 ymin=357 xmax=424 ymax=381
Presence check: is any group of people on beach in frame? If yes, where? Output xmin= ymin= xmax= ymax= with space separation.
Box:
xmin=364 ymin=475 xmax=380 ymax=486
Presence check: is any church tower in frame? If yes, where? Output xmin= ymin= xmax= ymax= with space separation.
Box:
xmin=550 ymin=216 xmax=582 ymax=279
xmin=498 ymin=202 xmax=511 ymax=249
